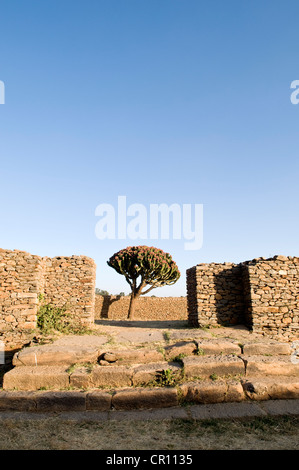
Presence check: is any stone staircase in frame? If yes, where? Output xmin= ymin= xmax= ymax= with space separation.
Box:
xmin=1 ymin=328 xmax=298 ymax=412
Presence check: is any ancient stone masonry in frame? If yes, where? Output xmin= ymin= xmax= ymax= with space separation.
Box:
xmin=187 ymin=256 xmax=299 ymax=340
xmin=0 ymin=249 xmax=96 ymax=341
xmin=95 ymin=295 xmax=187 ymax=321
xmin=186 ymin=263 xmax=244 ymax=327
xmin=243 ymin=256 xmax=299 ymax=340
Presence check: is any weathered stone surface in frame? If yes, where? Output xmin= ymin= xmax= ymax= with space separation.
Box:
xmin=101 ymin=348 xmax=164 ymax=364
xmin=112 ymin=387 xmax=178 ymax=410
xmin=242 ymin=377 xmax=299 ymax=400
xmin=35 ymin=391 xmax=86 ymax=411
xmin=244 ymin=355 xmax=299 ymax=377
xmin=69 ymin=367 xmax=93 ymax=389
xmin=164 ymin=341 xmax=197 ymax=360
xmin=89 ymin=365 xmax=133 ymax=388
xmin=13 ymin=346 xmax=96 ymax=367
xmin=132 ymin=362 xmax=182 ymax=386
xmin=12 ymin=335 xmax=109 ymax=367
xmin=2 ymin=366 xmax=70 ymax=391
xmin=243 ymin=342 xmax=291 ymax=356
xmin=196 ymin=340 xmax=241 ymax=355
xmin=86 ymin=391 xmax=112 ymax=411
xmin=183 ymin=355 xmax=245 ymax=379
xmin=0 ymin=391 xmax=37 ymax=411
xmin=179 ymin=380 xmax=245 ymax=404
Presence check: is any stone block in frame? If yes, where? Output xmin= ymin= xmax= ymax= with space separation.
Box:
xmin=132 ymin=362 xmax=182 ymax=386
xmin=179 ymin=380 xmax=245 ymax=404
xmin=242 ymin=377 xmax=299 ymax=401
xmin=196 ymin=340 xmax=241 ymax=355
xmin=101 ymin=348 xmax=164 ymax=364
xmin=243 ymin=342 xmax=291 ymax=356
xmin=0 ymin=391 xmax=37 ymax=411
xmin=164 ymin=341 xmax=197 ymax=360
xmin=86 ymin=391 xmax=112 ymax=411
xmin=244 ymin=355 xmax=299 ymax=377
xmin=183 ymin=355 xmax=245 ymax=379
xmin=2 ymin=366 xmax=70 ymax=391
xmin=35 ymin=391 xmax=87 ymax=411
xmin=89 ymin=365 xmax=133 ymax=388
xmin=112 ymin=387 xmax=178 ymax=410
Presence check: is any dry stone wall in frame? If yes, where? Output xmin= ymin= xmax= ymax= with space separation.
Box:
xmin=187 ymin=262 xmax=244 ymax=327
xmin=95 ymin=295 xmax=187 ymax=321
xmin=244 ymin=256 xmax=299 ymax=340
xmin=43 ymin=256 xmax=96 ymax=327
xmin=187 ymin=256 xmax=299 ymax=340
xmin=0 ymin=249 xmax=96 ymax=344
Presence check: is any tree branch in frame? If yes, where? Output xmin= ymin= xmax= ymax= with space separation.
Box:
xmin=140 ymin=285 xmax=156 ymax=296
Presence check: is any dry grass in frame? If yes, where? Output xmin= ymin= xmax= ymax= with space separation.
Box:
xmin=0 ymin=415 xmax=298 ymax=450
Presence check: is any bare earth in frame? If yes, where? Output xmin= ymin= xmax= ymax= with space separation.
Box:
xmin=0 ymin=413 xmax=298 ymax=450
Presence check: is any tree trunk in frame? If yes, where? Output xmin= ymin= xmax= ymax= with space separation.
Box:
xmin=128 ymin=293 xmax=136 ymax=319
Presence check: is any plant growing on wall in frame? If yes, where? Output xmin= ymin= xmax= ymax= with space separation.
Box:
xmin=107 ymin=246 xmax=180 ymax=319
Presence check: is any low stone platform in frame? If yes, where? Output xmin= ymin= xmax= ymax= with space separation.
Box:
xmin=1 ymin=322 xmax=298 ymax=411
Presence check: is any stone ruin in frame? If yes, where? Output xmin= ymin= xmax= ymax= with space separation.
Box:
xmin=187 ymin=255 xmax=299 ymax=340
xmin=0 ymin=248 xmax=96 ymax=345
xmin=0 ymin=249 xmax=298 ymax=347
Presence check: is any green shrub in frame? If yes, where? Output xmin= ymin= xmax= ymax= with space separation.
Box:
xmin=37 ymin=303 xmax=69 ymax=333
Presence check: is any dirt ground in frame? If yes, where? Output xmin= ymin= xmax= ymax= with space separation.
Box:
xmin=0 ymin=414 xmax=298 ymax=450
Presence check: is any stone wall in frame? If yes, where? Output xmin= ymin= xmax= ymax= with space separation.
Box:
xmin=187 ymin=256 xmax=299 ymax=340
xmin=0 ymin=249 xmax=96 ymax=342
xmin=0 ymin=250 xmax=43 ymax=334
xmin=244 ymin=256 xmax=299 ymax=340
xmin=95 ymin=295 xmax=187 ymax=321
xmin=43 ymin=256 xmax=96 ymax=327
xmin=186 ymin=263 xmax=245 ymax=327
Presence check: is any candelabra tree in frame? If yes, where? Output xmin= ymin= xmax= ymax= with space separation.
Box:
xmin=107 ymin=246 xmax=180 ymax=319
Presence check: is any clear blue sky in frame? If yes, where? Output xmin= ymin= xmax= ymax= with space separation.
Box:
xmin=0 ymin=0 xmax=298 ymax=296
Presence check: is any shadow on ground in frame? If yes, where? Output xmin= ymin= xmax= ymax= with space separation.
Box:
xmin=95 ymin=320 xmax=190 ymax=330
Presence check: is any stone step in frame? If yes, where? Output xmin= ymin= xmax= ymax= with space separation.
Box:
xmin=3 ymin=365 xmax=70 ymax=391
xmin=164 ymin=339 xmax=241 ymax=359
xmin=10 ymin=337 xmax=292 ymax=369
xmin=0 ymin=376 xmax=298 ymax=412
xmin=4 ymin=352 xmax=298 ymax=392
xmin=12 ymin=335 xmax=108 ymax=367
xmin=183 ymin=355 xmax=245 ymax=379
xmin=99 ymin=348 xmax=164 ymax=365
xmin=242 ymin=355 xmax=298 ymax=377
xmin=242 ymin=342 xmax=291 ymax=356
xmin=241 ymin=377 xmax=299 ymax=401
xmin=181 ymin=377 xmax=299 ymax=404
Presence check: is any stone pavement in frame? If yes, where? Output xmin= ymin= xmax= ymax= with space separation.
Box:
xmin=1 ymin=321 xmax=298 ymax=413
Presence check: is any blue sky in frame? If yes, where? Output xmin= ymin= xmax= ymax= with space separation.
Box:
xmin=0 ymin=0 xmax=298 ymax=296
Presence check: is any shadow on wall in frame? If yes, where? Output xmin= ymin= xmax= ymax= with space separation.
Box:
xmin=213 ymin=265 xmax=246 ymax=326
xmin=99 ymin=295 xmax=123 ymax=318
xmin=95 ymin=295 xmax=188 ymax=321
